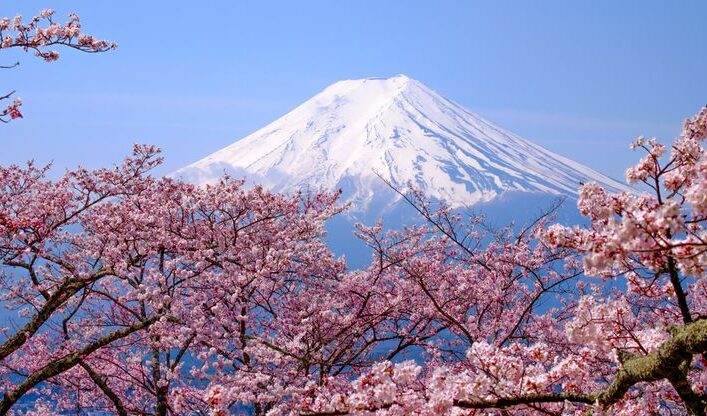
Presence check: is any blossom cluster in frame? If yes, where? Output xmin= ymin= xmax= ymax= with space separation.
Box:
xmin=1 ymin=9 xmax=115 ymax=123
xmin=0 ymin=9 xmax=116 ymax=60
xmin=0 ymin=96 xmax=21 ymax=122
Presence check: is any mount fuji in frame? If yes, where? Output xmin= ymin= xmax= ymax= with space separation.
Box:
xmin=175 ymin=75 xmax=628 ymax=215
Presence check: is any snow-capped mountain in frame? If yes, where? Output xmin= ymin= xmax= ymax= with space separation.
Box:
xmin=175 ymin=75 xmax=628 ymax=211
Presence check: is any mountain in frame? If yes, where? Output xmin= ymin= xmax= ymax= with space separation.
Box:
xmin=175 ymin=75 xmax=628 ymax=213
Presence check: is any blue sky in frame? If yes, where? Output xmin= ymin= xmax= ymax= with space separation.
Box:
xmin=1 ymin=1 xmax=705 ymax=180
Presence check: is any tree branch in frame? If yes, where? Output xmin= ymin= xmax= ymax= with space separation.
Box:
xmin=78 ymin=360 xmax=128 ymax=416
xmin=454 ymin=319 xmax=707 ymax=415
xmin=0 ymin=315 xmax=162 ymax=415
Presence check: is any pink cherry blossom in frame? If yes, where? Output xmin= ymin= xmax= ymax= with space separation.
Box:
xmin=1 ymin=9 xmax=115 ymax=124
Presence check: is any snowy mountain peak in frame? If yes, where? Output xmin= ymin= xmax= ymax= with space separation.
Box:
xmin=175 ymin=75 xmax=629 ymax=211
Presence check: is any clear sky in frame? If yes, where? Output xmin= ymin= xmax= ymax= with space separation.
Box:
xmin=1 ymin=1 xmax=705 ymax=180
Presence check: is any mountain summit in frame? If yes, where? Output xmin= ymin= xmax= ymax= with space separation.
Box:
xmin=176 ymin=75 xmax=627 ymax=210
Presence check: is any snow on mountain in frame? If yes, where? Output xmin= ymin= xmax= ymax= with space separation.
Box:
xmin=175 ymin=75 xmax=629 ymax=211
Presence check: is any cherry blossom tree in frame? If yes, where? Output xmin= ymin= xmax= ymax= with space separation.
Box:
xmin=0 ymin=146 xmax=345 ymax=415
xmin=0 ymin=8 xmax=115 ymax=123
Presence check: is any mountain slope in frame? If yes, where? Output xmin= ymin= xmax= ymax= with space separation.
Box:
xmin=175 ymin=75 xmax=628 ymax=210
